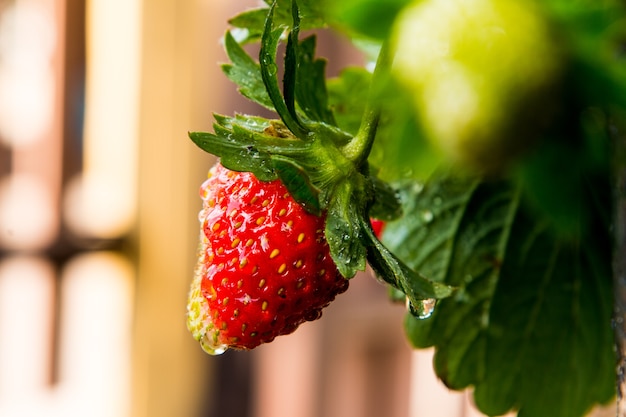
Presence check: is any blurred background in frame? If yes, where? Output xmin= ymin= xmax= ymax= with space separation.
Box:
xmin=0 ymin=0 xmax=615 ymax=416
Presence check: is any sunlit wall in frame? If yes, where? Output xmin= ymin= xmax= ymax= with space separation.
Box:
xmin=0 ymin=0 xmax=137 ymax=416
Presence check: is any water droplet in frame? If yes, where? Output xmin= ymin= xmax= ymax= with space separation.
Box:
xmin=265 ymin=62 xmax=278 ymax=76
xmin=406 ymin=298 xmax=437 ymax=319
xmin=200 ymin=336 xmax=228 ymax=355
xmin=420 ymin=210 xmax=434 ymax=223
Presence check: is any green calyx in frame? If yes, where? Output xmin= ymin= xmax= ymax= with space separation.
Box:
xmin=189 ymin=0 xmax=454 ymax=305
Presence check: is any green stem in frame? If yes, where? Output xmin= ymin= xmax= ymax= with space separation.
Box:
xmin=342 ymin=40 xmax=392 ymax=166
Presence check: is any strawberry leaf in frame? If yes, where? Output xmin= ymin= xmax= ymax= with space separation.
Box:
xmin=362 ymin=214 xmax=456 ymax=304
xmin=222 ymin=31 xmax=274 ymax=111
xmin=283 ymin=1 xmax=305 ymax=131
xmin=385 ymin=173 xmax=614 ymax=417
xmin=189 ymin=114 xmax=313 ymax=182
xmin=368 ymin=173 xmax=402 ymax=221
xmin=472 ymin=209 xmax=614 ymax=417
xmin=189 ymin=130 xmax=276 ymax=182
xmin=294 ymin=36 xmax=336 ymax=126
xmin=222 ymin=0 xmax=351 ymax=148
xmin=271 ymin=155 xmax=322 ymax=215
xmin=227 ymin=9 xmax=270 ymax=44
xmin=260 ymin=1 xmax=310 ymax=139
xmin=325 ymin=181 xmax=367 ymax=278
xmin=228 ymin=0 xmax=326 ymax=43
xmin=263 ymin=0 xmax=326 ymax=28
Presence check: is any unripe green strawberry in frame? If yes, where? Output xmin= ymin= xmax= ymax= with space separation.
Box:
xmin=392 ymin=0 xmax=564 ymax=173
xmin=187 ymin=163 xmax=348 ymax=354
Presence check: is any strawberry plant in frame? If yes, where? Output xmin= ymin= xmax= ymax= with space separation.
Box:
xmin=186 ymin=0 xmax=626 ymax=416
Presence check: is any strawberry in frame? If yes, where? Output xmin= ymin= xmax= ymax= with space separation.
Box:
xmin=370 ymin=219 xmax=386 ymax=239
xmin=187 ymin=162 xmax=349 ymax=354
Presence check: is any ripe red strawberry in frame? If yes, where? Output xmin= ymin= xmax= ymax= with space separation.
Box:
xmin=187 ymin=162 xmax=348 ymax=354
xmin=370 ymin=219 xmax=386 ymax=239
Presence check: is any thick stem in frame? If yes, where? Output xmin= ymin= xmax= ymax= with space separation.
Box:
xmin=342 ymin=41 xmax=392 ymax=166
xmin=613 ymin=117 xmax=626 ymax=417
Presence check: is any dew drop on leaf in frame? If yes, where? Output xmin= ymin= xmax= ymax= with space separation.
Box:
xmin=264 ymin=62 xmax=278 ymax=76
xmin=406 ymin=297 xmax=437 ymax=319
xmin=420 ymin=210 xmax=434 ymax=223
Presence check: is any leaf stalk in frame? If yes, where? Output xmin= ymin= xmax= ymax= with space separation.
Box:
xmin=342 ymin=40 xmax=391 ymax=167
